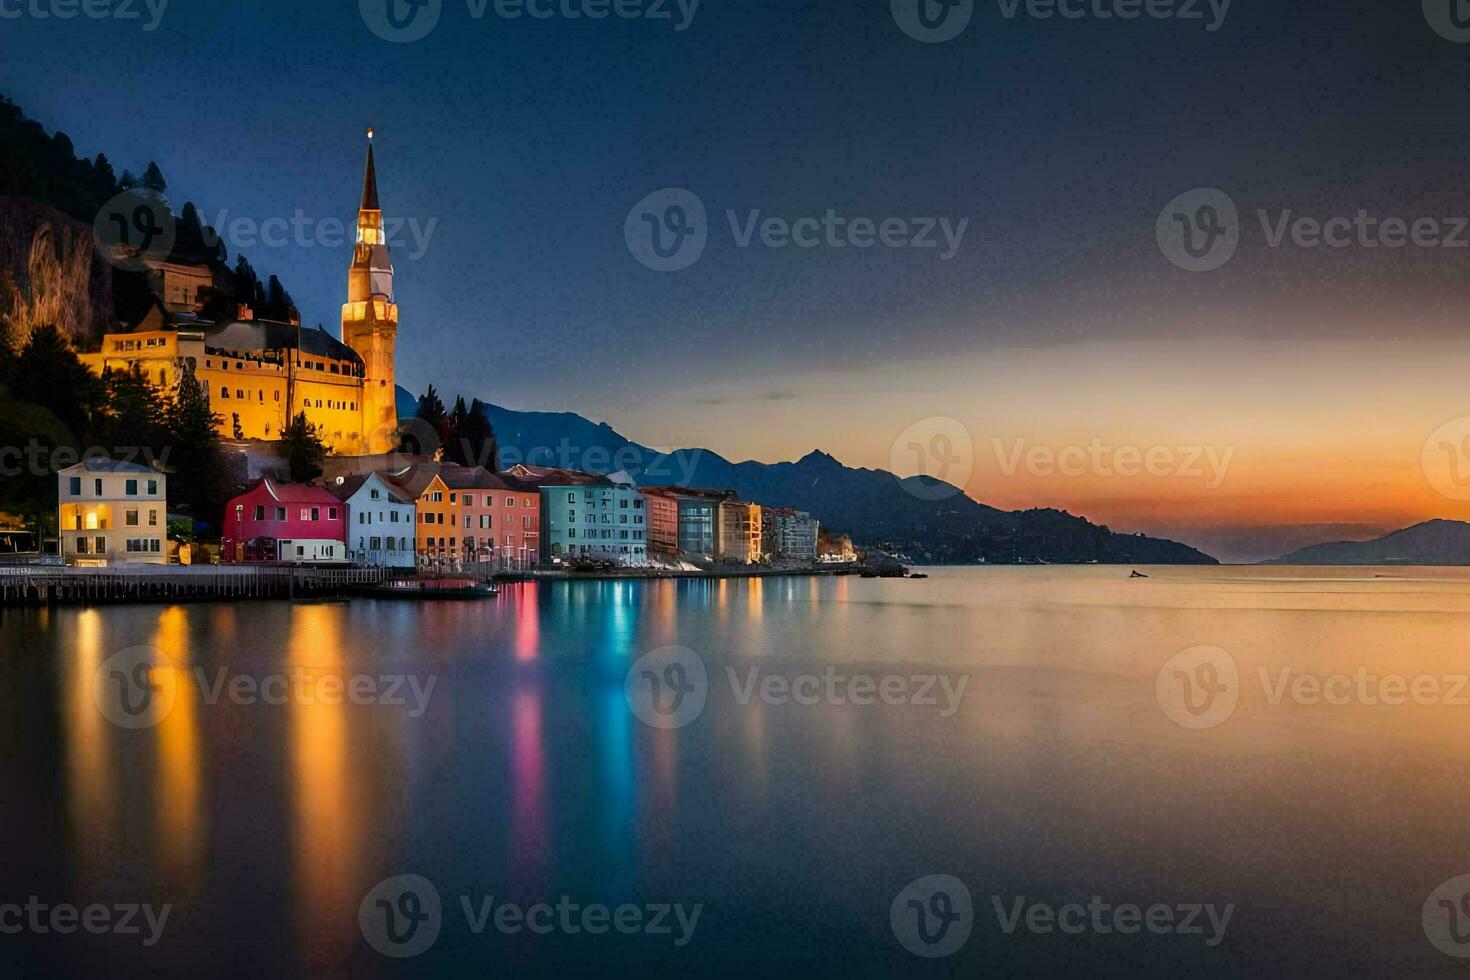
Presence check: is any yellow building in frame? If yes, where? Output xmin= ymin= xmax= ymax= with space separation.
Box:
xmin=81 ymin=138 xmax=400 ymax=454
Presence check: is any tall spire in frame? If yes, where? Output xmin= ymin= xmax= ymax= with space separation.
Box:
xmin=360 ymin=131 xmax=380 ymax=212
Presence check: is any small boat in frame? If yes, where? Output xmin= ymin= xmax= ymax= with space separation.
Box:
xmin=355 ymin=578 xmax=498 ymax=600
xmin=908 ymin=573 xmax=929 ymax=579
xmin=1129 ymin=570 xmax=1149 ymax=579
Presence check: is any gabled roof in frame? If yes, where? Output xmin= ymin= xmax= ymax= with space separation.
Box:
xmin=239 ymin=476 xmax=341 ymax=506
xmin=60 ymin=457 xmax=158 ymax=475
xmin=325 ymin=471 xmax=413 ymax=506
xmin=504 ymin=464 xmax=612 ymax=488
xmin=643 ymin=486 xmax=736 ymax=502
xmin=204 ymin=320 xmax=363 ymax=367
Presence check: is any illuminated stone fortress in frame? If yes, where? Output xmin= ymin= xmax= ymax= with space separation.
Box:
xmin=83 ymin=136 xmax=400 ymax=455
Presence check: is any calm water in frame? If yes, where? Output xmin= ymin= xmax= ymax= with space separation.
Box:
xmin=6 ymin=566 xmax=1470 ymax=977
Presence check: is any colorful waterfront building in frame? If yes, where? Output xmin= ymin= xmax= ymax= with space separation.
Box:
xmin=222 ymin=477 xmax=347 ymax=563
xmin=508 ymin=465 xmax=647 ymax=565
xmin=80 ymin=136 xmax=401 ymax=455
xmin=57 ymin=458 xmax=168 ymax=565
xmin=761 ymin=507 xmax=821 ymax=561
xmin=718 ymin=499 xmax=764 ymax=564
xmin=352 ymin=462 xmax=541 ymax=568
xmin=641 ymin=488 xmax=682 ymax=557
xmin=326 ymin=472 xmax=416 ymax=568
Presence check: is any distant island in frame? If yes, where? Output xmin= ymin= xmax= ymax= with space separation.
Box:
xmin=1263 ymin=520 xmax=1470 ymax=565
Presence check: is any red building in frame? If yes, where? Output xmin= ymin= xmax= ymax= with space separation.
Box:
xmin=222 ymin=477 xmax=348 ymax=564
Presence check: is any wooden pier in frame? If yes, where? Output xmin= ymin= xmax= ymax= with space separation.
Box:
xmin=0 ymin=565 xmax=390 ymax=607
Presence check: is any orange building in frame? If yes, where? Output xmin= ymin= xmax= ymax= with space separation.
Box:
xmin=378 ymin=463 xmax=541 ymax=568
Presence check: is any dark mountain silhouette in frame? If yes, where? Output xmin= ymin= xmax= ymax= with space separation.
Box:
xmin=1265 ymin=520 xmax=1470 ymax=565
xmin=398 ymin=388 xmax=1216 ymax=565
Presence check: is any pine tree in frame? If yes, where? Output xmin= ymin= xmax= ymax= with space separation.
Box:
xmin=446 ymin=397 xmax=499 ymax=469
xmin=119 ymin=169 xmax=138 ymax=190
xmin=281 ymin=412 xmax=326 ymax=484
xmin=417 ymin=386 xmax=450 ymax=441
xmin=91 ymin=153 xmax=118 ymax=203
xmin=141 ymin=161 xmax=168 ymax=197
xmin=167 ymin=364 xmax=228 ymax=525
xmin=13 ymin=325 xmax=104 ymax=442
xmin=98 ymin=365 xmax=169 ymax=460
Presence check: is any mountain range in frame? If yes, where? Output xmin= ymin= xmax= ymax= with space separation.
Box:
xmin=1263 ymin=520 xmax=1470 ymax=565
xmin=399 ymin=389 xmax=1217 ymax=565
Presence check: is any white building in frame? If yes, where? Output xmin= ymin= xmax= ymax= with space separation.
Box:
xmin=329 ymin=472 xmax=417 ymax=568
xmin=57 ymin=458 xmax=168 ymax=565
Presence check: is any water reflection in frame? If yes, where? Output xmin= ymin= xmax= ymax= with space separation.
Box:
xmin=151 ymin=607 xmax=203 ymax=888
xmin=65 ymin=609 xmax=113 ymax=883
xmin=35 ymin=568 xmax=1470 ymax=977
xmin=286 ymin=604 xmax=364 ymax=971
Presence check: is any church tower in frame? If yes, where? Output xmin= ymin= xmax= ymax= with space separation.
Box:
xmin=342 ymin=131 xmax=398 ymax=455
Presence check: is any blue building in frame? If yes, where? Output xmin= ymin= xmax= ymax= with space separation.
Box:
xmin=507 ymin=466 xmax=648 ymax=566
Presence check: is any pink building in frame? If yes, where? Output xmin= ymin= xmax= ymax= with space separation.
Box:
xmin=222 ymin=477 xmax=347 ymax=564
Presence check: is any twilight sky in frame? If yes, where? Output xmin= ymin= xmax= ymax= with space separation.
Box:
xmin=6 ymin=0 xmax=1470 ymax=559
